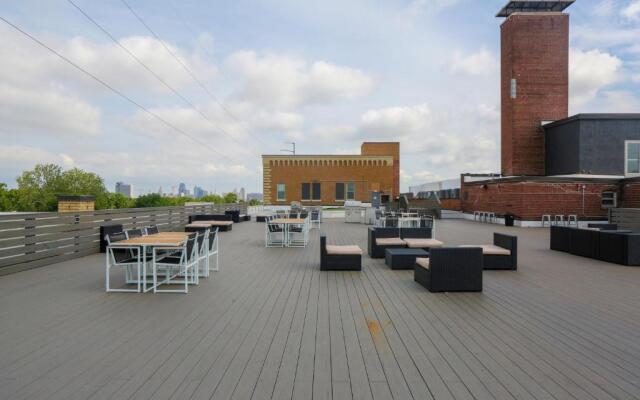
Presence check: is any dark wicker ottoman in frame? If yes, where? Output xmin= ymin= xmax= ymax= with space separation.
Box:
xmin=256 ymin=215 xmax=268 ymax=222
xmin=385 ymin=248 xmax=428 ymax=270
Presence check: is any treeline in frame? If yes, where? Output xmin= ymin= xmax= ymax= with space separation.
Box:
xmin=0 ymin=164 xmax=259 ymax=212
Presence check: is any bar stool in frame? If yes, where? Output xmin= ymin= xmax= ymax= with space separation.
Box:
xmin=541 ymin=215 xmax=551 ymax=227
xmin=567 ymin=214 xmax=578 ymax=226
xmin=554 ymin=215 xmax=565 ymax=226
xmin=473 ymin=211 xmax=480 ymax=221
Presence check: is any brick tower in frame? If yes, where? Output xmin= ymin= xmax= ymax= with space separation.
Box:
xmin=498 ymin=1 xmax=573 ymax=176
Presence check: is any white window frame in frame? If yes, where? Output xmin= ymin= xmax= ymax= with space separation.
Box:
xmin=625 ymin=140 xmax=640 ymax=177
xmin=277 ymin=183 xmax=286 ymax=201
xmin=346 ymin=182 xmax=356 ymax=200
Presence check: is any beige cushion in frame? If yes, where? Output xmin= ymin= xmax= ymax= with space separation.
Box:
xmin=376 ymin=237 xmax=406 ymax=246
xmin=460 ymin=244 xmax=510 ymax=256
xmin=210 ymin=221 xmax=233 ymax=226
xmin=326 ymin=245 xmax=363 ymax=255
xmin=415 ymin=257 xmax=430 ymax=270
xmin=404 ymin=238 xmax=444 ymax=249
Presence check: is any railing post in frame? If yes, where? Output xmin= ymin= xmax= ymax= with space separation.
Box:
xmin=25 ymin=216 xmax=36 ymax=255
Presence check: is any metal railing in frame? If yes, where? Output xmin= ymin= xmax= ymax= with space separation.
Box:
xmin=0 ymin=203 xmax=246 ymax=275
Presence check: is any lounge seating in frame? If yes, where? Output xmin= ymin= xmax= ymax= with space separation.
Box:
xmin=550 ymin=226 xmax=638 ymax=265
xmin=320 ymin=234 xmax=362 ymax=271
xmin=414 ymin=247 xmax=483 ymax=292
xmin=225 ymin=210 xmax=249 ymax=222
xmin=461 ymin=233 xmax=517 ymax=270
xmin=189 ymin=214 xmax=233 ymax=231
xmin=367 ymin=227 xmax=435 ymax=258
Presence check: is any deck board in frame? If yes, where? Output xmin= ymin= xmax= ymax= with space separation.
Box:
xmin=1 ymin=219 xmax=639 ymax=400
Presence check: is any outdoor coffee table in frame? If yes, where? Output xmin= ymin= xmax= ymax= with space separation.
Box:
xmin=385 ymin=248 xmax=429 ymax=270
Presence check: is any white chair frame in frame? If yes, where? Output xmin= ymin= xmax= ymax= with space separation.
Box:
xmin=208 ymin=227 xmax=220 ymax=272
xmin=105 ymin=244 xmax=143 ymax=293
xmin=265 ymin=220 xmax=285 ymax=247
xmin=152 ymin=233 xmax=199 ymax=293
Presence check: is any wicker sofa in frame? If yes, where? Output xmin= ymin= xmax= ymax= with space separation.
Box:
xmin=367 ymin=227 xmax=439 ymax=258
xmin=320 ymin=234 xmax=362 ymax=271
xmin=225 ymin=210 xmax=250 ymax=223
xmin=550 ymin=226 xmax=638 ymax=265
xmin=461 ymin=233 xmax=517 ymax=270
xmin=414 ymin=247 xmax=483 ymax=292
xmin=189 ymin=214 xmax=234 ymax=231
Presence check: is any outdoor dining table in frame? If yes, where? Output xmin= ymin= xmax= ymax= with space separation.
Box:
xmin=116 ymin=232 xmax=192 ymax=292
xmin=270 ymin=218 xmax=306 ymax=247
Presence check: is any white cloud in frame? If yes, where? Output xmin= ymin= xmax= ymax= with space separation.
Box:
xmin=0 ymin=84 xmax=101 ymax=136
xmin=450 ymin=49 xmax=498 ymax=76
xmin=225 ymin=51 xmax=373 ymax=109
xmin=405 ymin=0 xmax=459 ymax=17
xmin=0 ymin=146 xmax=63 ymax=169
xmin=360 ymin=104 xmax=432 ymax=137
xmin=569 ymin=48 xmax=622 ymax=106
xmin=622 ymin=0 xmax=640 ymax=20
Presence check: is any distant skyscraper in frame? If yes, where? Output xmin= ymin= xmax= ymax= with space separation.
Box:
xmin=115 ymin=182 xmax=132 ymax=198
xmin=178 ymin=182 xmax=187 ymax=197
xmin=193 ymin=186 xmax=207 ymax=199
xmin=246 ymin=193 xmax=263 ymax=202
xmin=239 ymin=187 xmax=246 ymax=201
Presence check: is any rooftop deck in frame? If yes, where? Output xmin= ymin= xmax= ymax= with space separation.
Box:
xmin=1 ymin=220 xmax=639 ymax=400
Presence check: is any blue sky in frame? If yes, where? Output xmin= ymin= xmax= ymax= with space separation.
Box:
xmin=1 ymin=0 xmax=638 ymax=195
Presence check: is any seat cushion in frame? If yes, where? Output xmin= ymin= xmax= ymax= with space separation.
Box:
xmin=404 ymin=238 xmax=444 ymax=249
xmin=210 ymin=221 xmax=233 ymax=226
xmin=376 ymin=237 xmax=406 ymax=246
xmin=415 ymin=257 xmax=430 ymax=270
xmin=460 ymin=244 xmax=511 ymax=256
xmin=326 ymin=245 xmax=363 ymax=255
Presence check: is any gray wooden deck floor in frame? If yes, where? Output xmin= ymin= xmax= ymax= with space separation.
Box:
xmin=1 ymin=219 xmax=640 ymax=400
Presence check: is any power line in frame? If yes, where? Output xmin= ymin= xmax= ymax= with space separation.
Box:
xmin=66 ymin=0 xmax=262 ymax=155
xmin=0 ymin=14 xmax=236 ymax=164
xmin=120 ymin=0 xmax=270 ymax=147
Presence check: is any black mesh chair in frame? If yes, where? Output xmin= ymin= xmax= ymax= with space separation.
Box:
xmin=152 ymin=233 xmax=199 ymax=293
xmin=146 ymin=225 xmax=159 ymax=235
xmin=105 ymin=231 xmax=143 ymax=292
xmin=126 ymin=228 xmax=144 ymax=239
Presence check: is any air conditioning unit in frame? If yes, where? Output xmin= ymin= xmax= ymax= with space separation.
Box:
xmin=601 ymin=192 xmax=617 ymax=209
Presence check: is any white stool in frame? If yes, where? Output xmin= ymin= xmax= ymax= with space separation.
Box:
xmin=554 ymin=215 xmax=565 ymax=226
xmin=488 ymin=212 xmax=496 ymax=223
xmin=567 ymin=214 xmax=578 ymax=226
xmin=473 ymin=211 xmax=480 ymax=221
xmin=541 ymin=215 xmax=551 ymax=227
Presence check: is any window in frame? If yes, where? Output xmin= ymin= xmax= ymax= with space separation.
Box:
xmin=301 ymin=183 xmax=310 ymax=200
xmin=347 ymin=183 xmax=356 ymax=200
xmin=335 ymin=182 xmax=345 ymax=200
xmin=277 ymin=183 xmax=286 ymax=201
xmin=510 ymin=78 xmax=517 ymax=99
xmin=312 ymin=182 xmax=321 ymax=201
xmin=626 ymin=141 xmax=640 ymax=176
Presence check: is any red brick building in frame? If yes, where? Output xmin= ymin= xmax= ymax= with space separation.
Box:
xmin=262 ymin=142 xmax=400 ymax=206
xmin=461 ymin=1 xmax=640 ymax=224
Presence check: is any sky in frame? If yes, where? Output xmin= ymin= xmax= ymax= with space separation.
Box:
xmin=1 ymin=0 xmax=639 ymax=195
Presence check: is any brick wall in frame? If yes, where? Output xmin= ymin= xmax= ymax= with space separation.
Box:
xmin=461 ymin=179 xmax=618 ymax=220
xmin=620 ymin=180 xmax=640 ymax=208
xmin=501 ymin=13 xmax=569 ymax=176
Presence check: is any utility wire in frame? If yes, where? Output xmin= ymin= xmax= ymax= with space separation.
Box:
xmin=0 ymin=14 xmax=236 ymax=164
xmin=66 ymin=0 xmax=262 ymax=155
xmin=120 ymin=0 xmax=270 ymax=147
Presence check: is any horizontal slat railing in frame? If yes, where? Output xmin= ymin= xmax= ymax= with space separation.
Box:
xmin=609 ymin=208 xmax=640 ymax=231
xmin=0 ymin=203 xmax=246 ymax=275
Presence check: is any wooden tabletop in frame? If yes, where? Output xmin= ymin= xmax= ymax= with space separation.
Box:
xmin=270 ymin=218 xmax=306 ymax=224
xmin=117 ymin=232 xmax=190 ymax=246
xmin=186 ymin=221 xmax=233 ymax=227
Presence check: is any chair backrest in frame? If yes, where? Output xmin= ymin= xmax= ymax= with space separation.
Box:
xmin=400 ymin=227 xmax=432 ymax=239
xmin=198 ymin=229 xmax=208 ymax=256
xmin=146 ymin=225 xmax=159 ymax=235
xmin=311 ymin=210 xmax=319 ymax=220
xmin=300 ymin=212 xmax=308 ymax=219
xmin=373 ymin=227 xmax=401 ymax=239
xmin=267 ymin=221 xmax=283 ymax=232
xmin=185 ymin=233 xmax=198 ymax=262
xmin=385 ymin=217 xmax=398 ymax=228
xmin=126 ymin=228 xmax=143 ymax=239
xmin=208 ymin=228 xmax=218 ymax=251
xmin=106 ymin=232 xmax=134 ymax=264
xmin=288 ymin=213 xmax=298 ymax=219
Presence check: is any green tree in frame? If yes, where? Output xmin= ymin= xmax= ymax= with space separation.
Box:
xmin=134 ymin=193 xmax=170 ymax=208
xmin=0 ymin=183 xmax=18 ymax=211
xmin=102 ymin=192 xmax=134 ymax=209
xmin=199 ymin=194 xmax=223 ymax=204
xmin=58 ymin=168 xmax=109 ymax=209
xmin=223 ymin=192 xmax=238 ymax=203
xmin=248 ymin=198 xmax=261 ymax=206
xmin=15 ymin=164 xmax=64 ymax=211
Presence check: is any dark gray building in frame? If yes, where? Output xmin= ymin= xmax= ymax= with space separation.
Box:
xmin=544 ymin=114 xmax=640 ymax=176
